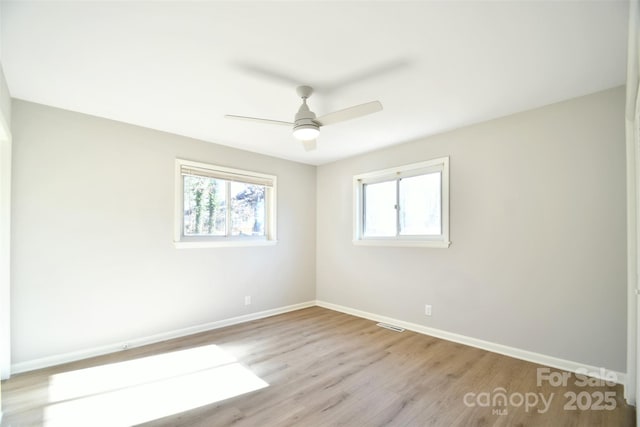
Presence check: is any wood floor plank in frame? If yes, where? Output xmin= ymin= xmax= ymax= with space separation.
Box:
xmin=1 ymin=306 xmax=635 ymax=426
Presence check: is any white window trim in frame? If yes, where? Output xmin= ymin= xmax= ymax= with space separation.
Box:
xmin=353 ymin=157 xmax=450 ymax=248
xmin=174 ymin=159 xmax=277 ymax=248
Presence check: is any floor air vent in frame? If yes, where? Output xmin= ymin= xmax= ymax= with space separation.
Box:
xmin=376 ymin=322 xmax=405 ymax=332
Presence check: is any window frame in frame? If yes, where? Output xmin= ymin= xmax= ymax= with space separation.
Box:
xmin=353 ymin=157 xmax=450 ymax=248
xmin=174 ymin=159 xmax=277 ymax=248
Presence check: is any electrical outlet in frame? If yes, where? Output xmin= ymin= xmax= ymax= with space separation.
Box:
xmin=244 ymin=295 xmax=251 ymax=306
xmin=425 ymin=304 xmax=432 ymax=316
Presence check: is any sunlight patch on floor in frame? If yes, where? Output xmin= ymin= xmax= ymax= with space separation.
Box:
xmin=43 ymin=344 xmax=268 ymax=426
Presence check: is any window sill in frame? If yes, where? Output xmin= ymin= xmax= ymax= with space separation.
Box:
xmin=352 ymin=239 xmax=451 ymax=248
xmin=174 ymin=240 xmax=278 ymax=249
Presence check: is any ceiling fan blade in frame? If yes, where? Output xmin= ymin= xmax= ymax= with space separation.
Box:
xmin=302 ymin=139 xmax=317 ymax=151
xmin=316 ymin=101 xmax=383 ymax=126
xmin=225 ymin=115 xmax=293 ymax=127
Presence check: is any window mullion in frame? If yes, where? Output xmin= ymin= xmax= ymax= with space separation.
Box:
xmin=362 ymin=182 xmax=367 ymax=237
xmin=181 ymin=175 xmax=187 ymax=238
xmin=396 ymin=178 xmax=400 ymax=237
xmin=225 ymin=181 xmax=232 ymax=237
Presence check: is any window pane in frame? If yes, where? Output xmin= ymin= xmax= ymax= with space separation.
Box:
xmin=364 ymin=180 xmax=397 ymax=237
xmin=183 ymin=175 xmax=226 ymax=236
xmin=230 ymin=182 xmax=266 ymax=237
xmin=399 ymin=172 xmax=441 ymax=235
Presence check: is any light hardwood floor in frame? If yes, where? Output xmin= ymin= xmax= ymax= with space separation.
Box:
xmin=1 ymin=306 xmax=635 ymax=426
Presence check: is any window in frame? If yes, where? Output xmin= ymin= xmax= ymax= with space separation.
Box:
xmin=174 ymin=159 xmax=276 ymax=248
xmin=353 ymin=157 xmax=450 ymax=247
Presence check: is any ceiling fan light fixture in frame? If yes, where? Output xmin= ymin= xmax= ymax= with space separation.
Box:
xmin=226 ymin=85 xmax=382 ymax=152
xmin=293 ymin=124 xmax=320 ymax=141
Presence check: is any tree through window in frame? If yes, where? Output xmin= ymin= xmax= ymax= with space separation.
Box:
xmin=175 ymin=159 xmax=276 ymax=247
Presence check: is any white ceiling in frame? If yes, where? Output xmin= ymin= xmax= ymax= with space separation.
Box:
xmin=0 ymin=1 xmax=629 ymax=165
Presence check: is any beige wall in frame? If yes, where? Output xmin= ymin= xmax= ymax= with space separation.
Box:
xmin=316 ymin=86 xmax=627 ymax=372
xmin=9 ymin=86 xmax=627 ymax=375
xmin=0 ymin=61 xmax=11 ymax=388
xmin=10 ymin=100 xmax=316 ymax=365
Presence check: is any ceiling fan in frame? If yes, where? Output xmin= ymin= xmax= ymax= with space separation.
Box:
xmin=225 ymin=86 xmax=383 ymax=151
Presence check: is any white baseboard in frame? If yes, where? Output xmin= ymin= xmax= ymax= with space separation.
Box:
xmin=11 ymin=301 xmax=316 ymax=375
xmin=316 ymin=300 xmax=627 ymax=387
xmin=10 ymin=298 xmax=631 ymax=405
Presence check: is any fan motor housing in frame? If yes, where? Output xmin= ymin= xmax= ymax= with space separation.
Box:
xmin=294 ymin=100 xmax=319 ymax=132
